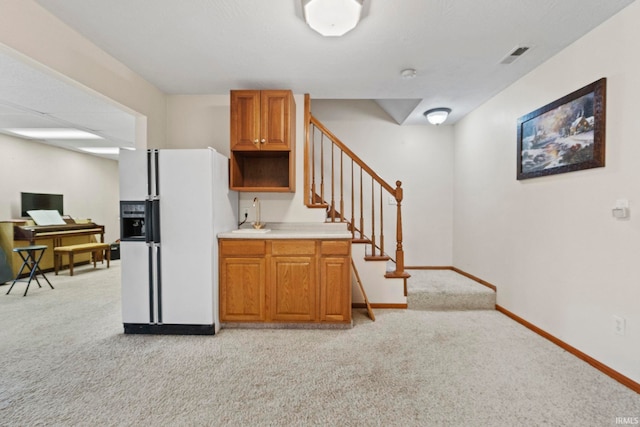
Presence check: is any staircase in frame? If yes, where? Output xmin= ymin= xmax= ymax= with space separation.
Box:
xmin=304 ymin=95 xmax=408 ymax=307
xmin=303 ymin=96 xmax=496 ymax=311
xmin=351 ymin=243 xmax=406 ymax=306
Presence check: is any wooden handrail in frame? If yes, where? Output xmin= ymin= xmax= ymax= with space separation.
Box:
xmin=309 ymin=116 xmax=398 ymax=197
xmin=304 ymin=94 xmax=408 ymax=279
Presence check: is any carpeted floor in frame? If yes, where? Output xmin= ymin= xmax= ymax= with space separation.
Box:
xmin=0 ymin=261 xmax=638 ymax=426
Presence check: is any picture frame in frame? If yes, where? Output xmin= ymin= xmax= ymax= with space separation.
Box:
xmin=516 ymin=78 xmax=606 ymax=180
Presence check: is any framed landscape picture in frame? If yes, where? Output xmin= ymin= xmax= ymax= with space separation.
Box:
xmin=516 ymin=78 xmax=606 ymax=180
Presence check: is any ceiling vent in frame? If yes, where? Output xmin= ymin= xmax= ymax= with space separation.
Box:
xmin=500 ymin=46 xmax=530 ymax=64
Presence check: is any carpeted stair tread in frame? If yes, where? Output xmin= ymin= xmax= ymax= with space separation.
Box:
xmin=407 ymin=269 xmax=496 ymax=310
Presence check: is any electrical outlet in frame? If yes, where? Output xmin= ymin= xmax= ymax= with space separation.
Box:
xmin=243 ymin=208 xmax=249 ymax=217
xmin=613 ymin=315 xmax=626 ymax=336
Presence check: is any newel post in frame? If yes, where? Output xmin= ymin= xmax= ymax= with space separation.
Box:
xmin=391 ymin=180 xmax=408 ymax=277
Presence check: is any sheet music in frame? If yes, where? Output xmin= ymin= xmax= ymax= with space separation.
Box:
xmin=27 ymin=210 xmax=67 ymax=226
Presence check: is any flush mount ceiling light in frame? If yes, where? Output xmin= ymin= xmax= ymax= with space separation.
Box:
xmin=5 ymin=128 xmax=103 ymax=139
xmin=423 ymin=108 xmax=452 ymax=126
xmin=302 ymin=0 xmax=363 ymax=37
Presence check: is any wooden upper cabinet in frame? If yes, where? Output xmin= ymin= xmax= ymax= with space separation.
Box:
xmin=231 ymin=90 xmax=294 ymax=151
xmin=229 ymin=89 xmax=296 ymax=192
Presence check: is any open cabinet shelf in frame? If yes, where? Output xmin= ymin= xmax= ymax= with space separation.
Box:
xmin=230 ymin=151 xmax=294 ymax=192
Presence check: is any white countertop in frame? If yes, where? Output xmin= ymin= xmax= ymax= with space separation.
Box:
xmin=218 ymin=222 xmax=352 ymax=240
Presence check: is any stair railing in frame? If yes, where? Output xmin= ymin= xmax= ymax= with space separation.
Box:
xmin=304 ymin=95 xmax=408 ymax=279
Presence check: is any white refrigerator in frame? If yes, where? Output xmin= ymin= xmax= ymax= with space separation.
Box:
xmin=119 ymin=148 xmax=237 ymax=334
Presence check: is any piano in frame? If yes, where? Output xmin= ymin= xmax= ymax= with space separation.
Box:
xmin=13 ymin=221 xmax=105 ymax=246
xmin=0 ymin=219 xmax=105 ymax=278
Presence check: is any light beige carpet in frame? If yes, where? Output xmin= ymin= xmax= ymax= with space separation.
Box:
xmin=0 ymin=261 xmax=638 ymax=426
xmin=407 ymin=269 xmax=496 ymax=310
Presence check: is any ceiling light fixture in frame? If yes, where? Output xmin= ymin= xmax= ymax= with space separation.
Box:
xmin=5 ymin=128 xmax=103 ymax=139
xmin=302 ymin=0 xmax=363 ymax=37
xmin=423 ymin=108 xmax=451 ymax=126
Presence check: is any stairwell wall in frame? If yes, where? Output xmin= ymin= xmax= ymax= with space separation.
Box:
xmin=453 ymin=2 xmax=640 ymax=383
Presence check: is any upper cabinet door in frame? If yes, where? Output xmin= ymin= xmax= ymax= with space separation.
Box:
xmin=230 ymin=90 xmax=261 ymax=151
xmin=260 ymin=90 xmax=294 ymax=151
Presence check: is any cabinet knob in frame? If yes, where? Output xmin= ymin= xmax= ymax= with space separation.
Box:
xmin=260 ymin=139 xmax=266 ymax=144
xmin=253 ymin=139 xmax=259 ymax=144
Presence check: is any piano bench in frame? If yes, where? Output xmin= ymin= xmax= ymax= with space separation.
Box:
xmin=54 ymin=243 xmax=111 ymax=276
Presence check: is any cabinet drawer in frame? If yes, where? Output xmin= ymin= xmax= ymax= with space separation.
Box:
xmin=320 ymin=240 xmax=351 ymax=256
xmin=271 ymin=240 xmax=316 ymax=255
xmin=220 ymin=240 xmax=266 ymax=256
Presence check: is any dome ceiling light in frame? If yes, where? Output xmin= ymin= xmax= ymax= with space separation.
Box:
xmin=423 ymin=108 xmax=452 ymax=126
xmin=302 ymin=0 xmax=364 ymax=37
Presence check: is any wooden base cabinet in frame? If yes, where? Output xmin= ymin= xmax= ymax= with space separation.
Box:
xmin=219 ymin=238 xmax=351 ymax=325
xmin=219 ymin=240 xmax=267 ymax=321
xmin=270 ymin=255 xmax=316 ymax=322
xmin=220 ymin=256 xmax=266 ymax=322
xmin=320 ymin=256 xmax=351 ymax=322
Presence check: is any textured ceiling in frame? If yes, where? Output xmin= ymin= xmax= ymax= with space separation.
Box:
xmin=33 ymin=0 xmax=634 ymax=125
xmin=0 ymin=1 xmax=634 ymax=159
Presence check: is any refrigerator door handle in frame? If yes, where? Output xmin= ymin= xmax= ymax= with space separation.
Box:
xmin=146 ymin=150 xmax=153 ymax=196
xmin=151 ymin=199 xmax=161 ymax=243
xmin=144 ymin=200 xmax=153 ymax=244
xmin=156 ymin=245 xmax=163 ymax=324
xmin=154 ymin=149 xmax=160 ymax=196
xmin=147 ymin=244 xmax=155 ymax=323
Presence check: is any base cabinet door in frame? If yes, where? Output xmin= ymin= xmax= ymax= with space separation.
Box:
xmin=270 ymin=256 xmax=316 ymax=322
xmin=220 ymin=257 xmax=266 ymax=322
xmin=320 ymin=256 xmax=351 ymax=322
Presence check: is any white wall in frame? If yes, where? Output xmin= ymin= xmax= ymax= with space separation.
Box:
xmin=166 ymin=95 xmax=231 ymax=155
xmin=311 ymin=100 xmax=455 ymax=267
xmin=453 ymin=3 xmax=640 ymax=383
xmin=0 ymin=134 xmax=120 ymax=242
